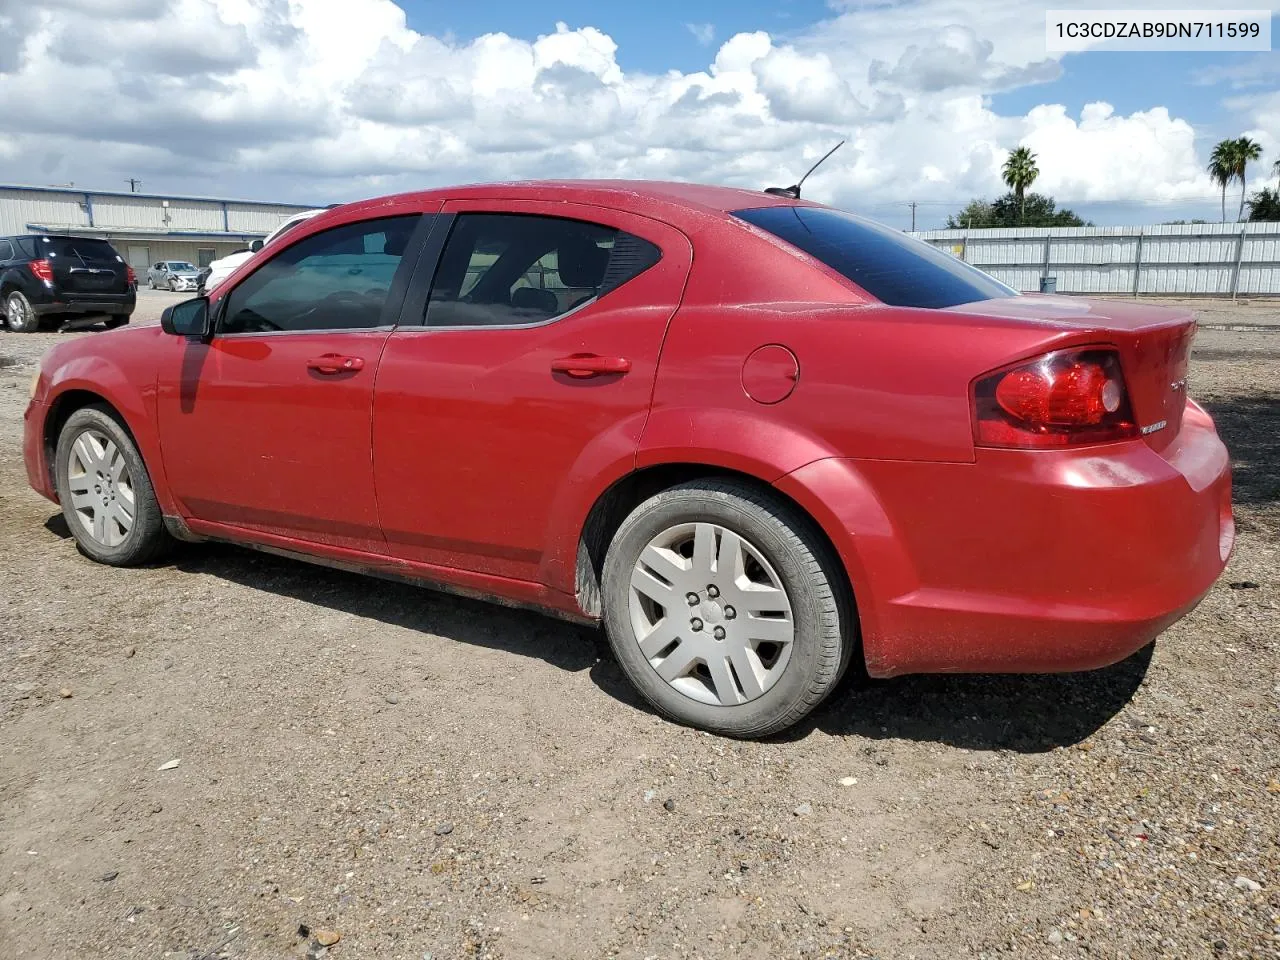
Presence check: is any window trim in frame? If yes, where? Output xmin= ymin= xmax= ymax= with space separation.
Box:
xmin=212 ymin=212 xmax=433 ymax=338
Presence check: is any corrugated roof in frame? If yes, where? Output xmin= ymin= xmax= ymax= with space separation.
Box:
xmin=1 ymin=182 xmax=321 ymax=209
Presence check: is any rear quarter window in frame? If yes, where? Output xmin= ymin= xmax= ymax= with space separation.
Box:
xmin=733 ymin=205 xmax=1017 ymax=309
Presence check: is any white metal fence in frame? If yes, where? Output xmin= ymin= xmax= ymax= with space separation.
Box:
xmin=911 ymin=222 xmax=1280 ymax=297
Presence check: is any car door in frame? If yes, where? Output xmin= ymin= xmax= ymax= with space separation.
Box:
xmin=155 ymin=208 xmax=435 ymax=553
xmin=372 ymin=200 xmax=692 ymax=584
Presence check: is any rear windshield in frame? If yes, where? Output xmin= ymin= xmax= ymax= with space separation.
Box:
xmin=732 ymin=205 xmax=1017 ymax=309
xmin=39 ymin=237 xmax=121 ymax=262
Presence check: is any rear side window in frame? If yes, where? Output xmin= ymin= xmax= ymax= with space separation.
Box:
xmin=0 ymin=240 xmax=12 ymax=261
xmin=39 ymin=237 xmax=122 ymax=262
xmin=426 ymin=213 xmax=661 ymax=328
xmin=732 ymin=206 xmax=1016 ymax=309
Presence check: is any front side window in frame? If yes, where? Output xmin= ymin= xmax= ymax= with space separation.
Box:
xmin=733 ymin=205 xmax=1017 ymax=309
xmin=426 ymin=213 xmax=660 ymax=328
xmin=220 ymin=215 xmax=420 ymax=334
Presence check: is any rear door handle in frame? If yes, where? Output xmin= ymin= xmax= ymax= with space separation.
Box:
xmin=550 ymin=354 xmax=631 ymax=378
xmin=306 ymin=354 xmax=365 ymax=375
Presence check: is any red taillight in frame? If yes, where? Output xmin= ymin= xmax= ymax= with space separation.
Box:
xmin=973 ymin=348 xmax=1139 ymax=449
xmin=29 ymin=259 xmax=53 ymax=283
xmin=126 ymin=264 xmax=136 ymax=285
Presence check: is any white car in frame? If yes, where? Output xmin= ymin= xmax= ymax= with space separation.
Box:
xmin=202 ymin=208 xmax=326 ymax=294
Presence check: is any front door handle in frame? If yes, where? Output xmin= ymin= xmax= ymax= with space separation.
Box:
xmin=550 ymin=354 xmax=631 ymax=378
xmin=306 ymin=354 xmax=365 ymax=375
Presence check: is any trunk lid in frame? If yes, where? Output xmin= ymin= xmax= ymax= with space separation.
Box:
xmin=948 ymin=294 xmax=1195 ymax=452
xmin=39 ymin=236 xmax=130 ymax=295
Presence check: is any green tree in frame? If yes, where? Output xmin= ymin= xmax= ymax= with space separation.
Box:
xmin=1002 ymin=146 xmax=1040 ymax=223
xmin=1247 ymin=186 xmax=1280 ymax=221
xmin=946 ymin=192 xmax=1087 ymax=229
xmin=1231 ymin=136 xmax=1263 ymax=221
xmin=1208 ymin=140 xmax=1234 ymax=223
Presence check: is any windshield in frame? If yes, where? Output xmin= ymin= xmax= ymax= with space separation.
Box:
xmin=733 ymin=205 xmax=1017 ymax=309
xmin=168 ymin=262 xmax=196 ymax=271
xmin=40 ymin=237 xmax=121 ymax=262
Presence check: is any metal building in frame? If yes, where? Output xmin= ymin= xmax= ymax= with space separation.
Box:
xmin=912 ymin=222 xmax=1280 ymax=297
xmin=0 ymin=184 xmax=319 ymax=273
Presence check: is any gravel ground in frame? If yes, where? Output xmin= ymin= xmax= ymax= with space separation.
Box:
xmin=0 ymin=297 xmax=1276 ymax=960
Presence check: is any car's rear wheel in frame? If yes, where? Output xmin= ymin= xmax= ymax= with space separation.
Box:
xmin=104 ymin=316 xmax=129 ymax=329
xmin=54 ymin=406 xmax=171 ymax=566
xmin=601 ymin=479 xmax=852 ymax=738
xmin=5 ymin=291 xmax=39 ymax=332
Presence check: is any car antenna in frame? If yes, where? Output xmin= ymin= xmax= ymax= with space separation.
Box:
xmin=764 ymin=140 xmax=845 ymax=199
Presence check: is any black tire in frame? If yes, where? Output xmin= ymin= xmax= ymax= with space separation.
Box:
xmin=54 ymin=405 xmax=171 ymax=566
xmin=601 ymin=479 xmax=854 ymax=738
xmin=104 ymin=316 xmax=129 ymax=329
xmin=5 ymin=290 xmax=40 ymax=332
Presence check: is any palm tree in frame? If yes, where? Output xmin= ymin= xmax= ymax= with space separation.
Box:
xmin=1002 ymin=146 xmax=1039 ymax=224
xmin=1231 ymin=136 xmax=1263 ymax=220
xmin=1208 ymin=140 xmax=1234 ymax=223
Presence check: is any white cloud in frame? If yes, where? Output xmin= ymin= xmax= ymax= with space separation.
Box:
xmin=0 ymin=0 xmax=1261 ymax=225
xmin=1020 ymin=103 xmax=1206 ymax=202
xmin=686 ymin=22 xmax=715 ymax=47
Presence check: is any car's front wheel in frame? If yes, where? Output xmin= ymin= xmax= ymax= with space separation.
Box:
xmin=54 ymin=406 xmax=171 ymax=566
xmin=601 ymin=479 xmax=853 ymax=738
xmin=5 ymin=291 xmax=39 ymax=332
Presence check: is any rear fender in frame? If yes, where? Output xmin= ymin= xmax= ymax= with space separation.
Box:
xmin=773 ymin=457 xmax=918 ymax=674
xmin=636 ymin=407 xmax=835 ymax=481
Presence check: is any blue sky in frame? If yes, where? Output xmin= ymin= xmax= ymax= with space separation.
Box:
xmin=2 ymin=0 xmax=1278 ymax=228
xmin=398 ymin=0 xmax=834 ymax=71
xmin=389 ymin=0 xmax=1279 ymax=226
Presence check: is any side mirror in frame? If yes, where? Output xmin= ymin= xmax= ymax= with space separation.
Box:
xmin=249 ymin=239 xmax=264 ymax=252
xmin=161 ymin=297 xmax=211 ymax=338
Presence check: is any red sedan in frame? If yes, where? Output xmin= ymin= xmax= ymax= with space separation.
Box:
xmin=22 ymin=181 xmax=1233 ymax=737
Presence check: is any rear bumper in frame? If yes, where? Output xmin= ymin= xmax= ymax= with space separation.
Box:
xmin=23 ymin=399 xmax=55 ymax=502
xmin=33 ymin=293 xmax=135 ymax=316
xmin=777 ymin=402 xmax=1233 ymax=677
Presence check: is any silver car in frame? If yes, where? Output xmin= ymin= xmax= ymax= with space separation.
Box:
xmin=147 ymin=261 xmax=201 ymax=292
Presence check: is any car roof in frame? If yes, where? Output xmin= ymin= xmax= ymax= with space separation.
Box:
xmin=5 ymin=234 xmax=111 ymax=241
xmin=331 ymin=180 xmax=813 ymax=229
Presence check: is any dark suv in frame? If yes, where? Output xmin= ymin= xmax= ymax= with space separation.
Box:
xmin=1 ymin=234 xmax=136 ymax=332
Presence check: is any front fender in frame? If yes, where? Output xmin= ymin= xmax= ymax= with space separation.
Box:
xmin=42 ymin=356 xmax=176 ymax=515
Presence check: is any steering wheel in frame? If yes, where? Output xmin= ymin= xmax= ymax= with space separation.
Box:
xmin=294 ymin=290 xmax=374 ymax=324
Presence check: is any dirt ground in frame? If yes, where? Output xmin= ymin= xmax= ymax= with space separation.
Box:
xmin=1 ymin=296 xmax=1277 ymax=960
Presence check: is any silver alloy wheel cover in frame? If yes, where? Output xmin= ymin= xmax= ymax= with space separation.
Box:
xmin=7 ymin=292 xmax=29 ymax=329
xmin=65 ymin=428 xmax=136 ymax=547
xmin=628 ymin=521 xmax=795 ymax=707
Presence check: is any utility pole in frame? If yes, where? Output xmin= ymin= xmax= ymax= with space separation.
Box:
xmin=126 ymin=178 xmax=142 ymax=193
xmin=909 ymin=201 xmax=917 ymax=232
